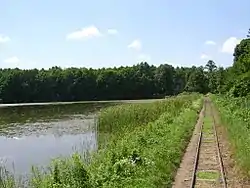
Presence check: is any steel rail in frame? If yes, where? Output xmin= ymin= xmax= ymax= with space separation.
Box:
xmin=189 ymin=100 xmax=206 ymax=188
xmin=189 ymin=99 xmax=227 ymax=188
xmin=211 ymin=104 xmax=227 ymax=188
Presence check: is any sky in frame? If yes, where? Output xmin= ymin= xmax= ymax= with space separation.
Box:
xmin=0 ymin=0 xmax=249 ymax=69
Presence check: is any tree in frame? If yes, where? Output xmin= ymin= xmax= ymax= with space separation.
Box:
xmin=224 ymin=32 xmax=250 ymax=97
xmin=204 ymin=60 xmax=218 ymax=93
xmin=154 ymin=64 xmax=174 ymax=96
xmin=205 ymin=60 xmax=217 ymax=73
xmin=233 ymin=39 xmax=250 ymax=74
xmin=184 ymin=67 xmax=209 ymax=94
xmin=247 ymin=28 xmax=250 ymax=38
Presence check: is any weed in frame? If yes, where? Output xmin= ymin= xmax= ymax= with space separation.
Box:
xmin=211 ymin=94 xmax=250 ymax=178
xmin=196 ymin=170 xmax=220 ymax=180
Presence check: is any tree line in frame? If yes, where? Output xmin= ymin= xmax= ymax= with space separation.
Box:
xmin=0 ymin=30 xmax=249 ymax=103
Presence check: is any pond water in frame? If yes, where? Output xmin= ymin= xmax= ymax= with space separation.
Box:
xmin=0 ymin=103 xmax=110 ymax=175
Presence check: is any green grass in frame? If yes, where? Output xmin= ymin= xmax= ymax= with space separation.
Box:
xmin=0 ymin=93 xmax=203 ymax=188
xmin=202 ymin=130 xmax=214 ymax=135
xmin=0 ymin=166 xmax=17 ymax=188
xmin=202 ymin=116 xmax=214 ymax=141
xmin=211 ymin=94 xmax=250 ymax=178
xmin=202 ymin=138 xmax=214 ymax=143
xmin=196 ymin=170 xmax=220 ymax=180
xmin=202 ymin=116 xmax=213 ymax=133
xmin=98 ymin=94 xmax=200 ymax=147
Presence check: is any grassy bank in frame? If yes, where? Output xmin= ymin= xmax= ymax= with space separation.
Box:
xmin=89 ymin=95 xmax=202 ymax=187
xmin=1 ymin=94 xmax=202 ymax=188
xmin=211 ymin=95 xmax=250 ymax=178
xmin=98 ymin=94 xmax=200 ymax=147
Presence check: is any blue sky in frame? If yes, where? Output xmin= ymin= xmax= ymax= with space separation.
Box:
xmin=0 ymin=0 xmax=249 ymax=69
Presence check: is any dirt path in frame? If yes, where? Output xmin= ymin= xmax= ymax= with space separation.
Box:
xmin=172 ymin=97 xmax=250 ymax=188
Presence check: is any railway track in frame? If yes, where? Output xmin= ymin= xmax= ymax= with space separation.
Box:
xmin=190 ymin=98 xmax=227 ymax=188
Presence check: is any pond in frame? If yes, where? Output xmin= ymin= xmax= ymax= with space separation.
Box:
xmin=0 ymin=103 xmax=111 ymax=175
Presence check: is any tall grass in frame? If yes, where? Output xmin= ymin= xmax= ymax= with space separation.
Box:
xmin=0 ymin=166 xmax=16 ymax=188
xmin=98 ymin=94 xmax=200 ymax=145
xmin=0 ymin=94 xmax=202 ymax=187
xmin=95 ymin=96 xmax=192 ymax=148
xmin=211 ymin=95 xmax=250 ymax=178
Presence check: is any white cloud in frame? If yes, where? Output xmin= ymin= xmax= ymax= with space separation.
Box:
xmin=4 ymin=56 xmax=20 ymax=64
xmin=205 ymin=40 xmax=216 ymax=45
xmin=221 ymin=37 xmax=241 ymax=54
xmin=0 ymin=34 xmax=10 ymax=43
xmin=128 ymin=39 xmax=142 ymax=51
xmin=137 ymin=54 xmax=151 ymax=62
xmin=200 ymin=54 xmax=210 ymax=60
xmin=66 ymin=25 xmax=102 ymax=40
xmin=107 ymin=29 xmax=118 ymax=35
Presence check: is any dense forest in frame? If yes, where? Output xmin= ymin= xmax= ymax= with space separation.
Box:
xmin=0 ymin=31 xmax=249 ymax=103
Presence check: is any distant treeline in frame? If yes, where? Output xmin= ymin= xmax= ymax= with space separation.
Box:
xmin=0 ymin=32 xmax=250 ymax=103
xmin=0 ymin=63 xmax=192 ymax=103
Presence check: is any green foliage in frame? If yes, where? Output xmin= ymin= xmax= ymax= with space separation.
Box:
xmin=184 ymin=67 xmax=209 ymax=93
xmin=0 ymin=62 xmax=220 ymax=104
xmin=0 ymin=167 xmax=16 ymax=188
xmin=229 ymin=72 xmax=250 ymax=97
xmin=206 ymin=33 xmax=250 ymax=97
xmin=205 ymin=60 xmax=217 ymax=73
xmin=29 ymin=154 xmax=91 ymax=188
xmin=0 ymin=63 xmax=183 ymax=103
xmin=212 ymin=95 xmax=250 ymax=177
xmin=233 ymin=39 xmax=250 ymax=74
xmin=97 ymin=93 xmax=200 ymax=149
xmin=98 ymin=94 xmax=195 ymax=134
xmin=225 ymin=37 xmax=250 ymax=97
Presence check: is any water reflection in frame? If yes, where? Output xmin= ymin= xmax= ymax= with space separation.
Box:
xmin=0 ymin=131 xmax=97 ymax=174
xmin=0 ymin=103 xmax=109 ymax=127
xmin=0 ymin=114 xmax=97 ymax=137
xmin=0 ymin=103 xmax=107 ymax=175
